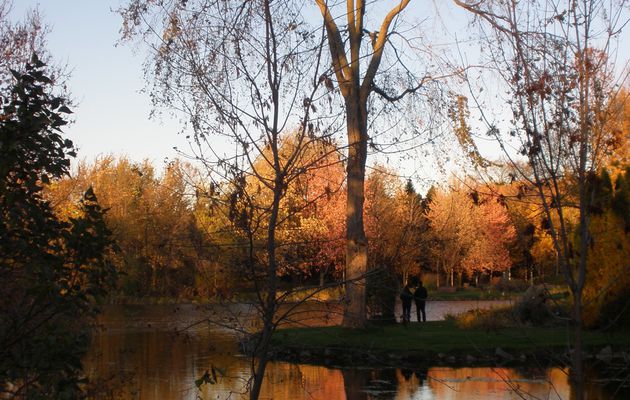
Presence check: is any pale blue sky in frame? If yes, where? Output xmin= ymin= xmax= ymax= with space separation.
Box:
xmin=10 ymin=1 xmax=628 ymax=182
xmin=9 ymin=0 xmax=458 ymax=183
xmin=12 ymin=0 xmax=189 ymax=166
xmin=9 ymin=0 xmax=472 ymax=183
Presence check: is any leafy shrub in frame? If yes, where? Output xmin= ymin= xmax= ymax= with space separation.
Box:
xmin=450 ymin=307 xmax=516 ymax=331
xmin=513 ymin=285 xmax=569 ymax=326
xmin=449 ymin=285 xmax=568 ymax=330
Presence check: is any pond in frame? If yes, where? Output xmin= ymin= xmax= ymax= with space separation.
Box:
xmin=84 ymin=302 xmax=622 ymax=399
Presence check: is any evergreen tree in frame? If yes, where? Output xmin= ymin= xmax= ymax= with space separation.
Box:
xmin=0 ymin=56 xmax=116 ymax=399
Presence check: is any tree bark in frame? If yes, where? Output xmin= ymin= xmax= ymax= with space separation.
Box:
xmin=571 ymin=290 xmax=585 ymax=398
xmin=249 ymin=173 xmax=282 ymax=400
xmin=342 ymin=94 xmax=369 ymax=328
xmin=316 ymin=0 xmax=411 ymax=329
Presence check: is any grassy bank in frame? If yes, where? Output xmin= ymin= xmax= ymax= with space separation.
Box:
xmin=269 ymin=321 xmax=629 ymax=367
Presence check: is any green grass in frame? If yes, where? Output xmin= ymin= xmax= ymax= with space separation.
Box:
xmin=272 ymin=320 xmax=629 ymax=355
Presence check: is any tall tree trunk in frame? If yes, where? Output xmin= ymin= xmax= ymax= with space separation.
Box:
xmin=570 ymin=152 xmax=590 ymax=399
xmin=316 ymin=0 xmax=411 ymax=329
xmin=342 ymin=94 xmax=369 ymax=328
xmin=572 ymin=290 xmax=585 ymax=397
xmin=249 ymin=176 xmax=282 ymax=400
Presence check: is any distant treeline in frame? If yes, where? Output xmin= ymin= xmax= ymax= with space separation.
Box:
xmin=45 ymin=153 xmax=630 ymax=320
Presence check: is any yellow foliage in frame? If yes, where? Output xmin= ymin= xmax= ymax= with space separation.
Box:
xmin=583 ymin=212 xmax=630 ymax=327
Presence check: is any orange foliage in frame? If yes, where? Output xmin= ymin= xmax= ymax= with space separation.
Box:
xmin=427 ymin=180 xmax=516 ymax=285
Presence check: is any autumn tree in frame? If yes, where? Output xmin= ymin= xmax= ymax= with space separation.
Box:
xmin=604 ymin=89 xmax=630 ymax=172
xmin=493 ymin=173 xmax=549 ymax=283
xmin=119 ymin=1 xmax=338 ymax=397
xmin=363 ymin=168 xmax=406 ymax=319
xmin=188 ymin=136 xmax=348 ymax=296
xmin=582 ymin=92 xmax=630 ymax=327
xmin=463 ymin=192 xmax=516 ymax=284
xmin=426 ymin=179 xmax=515 ymax=287
xmin=396 ymin=180 xmax=431 ymax=283
xmin=366 ymin=173 xmax=428 ymax=280
xmin=277 ymin=137 xmax=346 ymax=284
xmin=243 ymin=135 xmax=346 ymax=284
xmin=583 ymin=167 xmax=630 ymax=327
xmin=426 ymin=185 xmax=475 ymax=286
xmin=48 ymin=156 xmax=204 ymax=298
xmin=316 ymin=0 xmax=437 ymax=327
xmin=305 ymin=147 xmax=347 ymax=286
xmin=454 ymin=0 xmax=629 ymax=391
xmin=362 ymin=169 xmax=429 ymax=319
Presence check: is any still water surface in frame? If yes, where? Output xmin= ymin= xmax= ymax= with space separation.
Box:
xmin=84 ymin=302 xmax=618 ymax=399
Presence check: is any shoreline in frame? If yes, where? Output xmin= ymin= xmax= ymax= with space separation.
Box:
xmin=267 ymin=321 xmax=630 ymax=369
xmin=103 ymin=298 xmax=518 ymax=307
xmin=267 ymin=343 xmax=628 ymax=369
xmin=104 ymin=286 xmax=539 ymax=305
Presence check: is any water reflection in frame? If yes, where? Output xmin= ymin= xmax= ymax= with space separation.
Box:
xmin=255 ymin=365 xmax=620 ymax=400
xmin=84 ymin=304 xmax=625 ymax=399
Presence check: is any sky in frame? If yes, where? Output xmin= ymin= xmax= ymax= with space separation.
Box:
xmin=12 ymin=0 xmax=190 ymax=166
xmin=9 ymin=1 xmax=629 ymax=186
xmin=9 ymin=0 xmax=473 ymax=187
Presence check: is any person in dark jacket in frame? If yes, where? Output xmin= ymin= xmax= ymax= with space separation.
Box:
xmin=414 ymin=281 xmax=428 ymax=322
xmin=400 ymin=283 xmax=413 ymax=325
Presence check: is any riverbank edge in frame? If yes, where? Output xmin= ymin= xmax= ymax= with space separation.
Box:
xmin=266 ymin=344 xmax=628 ymax=369
xmin=266 ymin=322 xmax=630 ymax=369
xmin=104 ymin=296 xmax=521 ymax=306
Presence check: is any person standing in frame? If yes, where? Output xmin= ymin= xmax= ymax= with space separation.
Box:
xmin=414 ymin=281 xmax=428 ymax=322
xmin=400 ymin=283 xmax=413 ymax=325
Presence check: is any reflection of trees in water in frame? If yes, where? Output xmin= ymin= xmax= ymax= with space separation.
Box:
xmin=510 ymin=365 xmax=548 ymax=381
xmin=87 ymin=306 xmax=630 ymax=399
xmin=426 ymin=367 xmax=564 ymax=399
xmin=342 ymin=369 xmax=369 ymax=400
xmin=261 ymin=362 xmax=346 ymax=400
xmin=415 ymin=367 xmax=429 ymax=387
xmin=261 ymin=364 xmax=630 ymax=399
xmin=395 ymin=368 xmax=425 ymax=399
xmin=583 ymin=364 xmax=630 ymax=400
xmin=400 ymin=368 xmax=413 ymax=381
